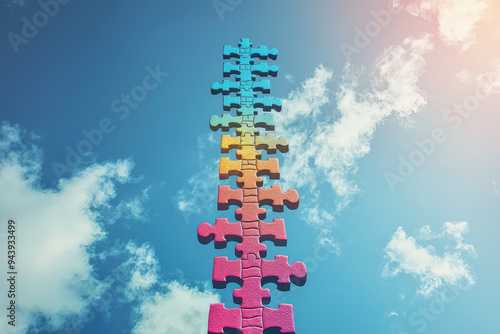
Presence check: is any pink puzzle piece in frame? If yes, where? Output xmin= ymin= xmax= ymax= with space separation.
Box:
xmin=235 ymin=236 xmax=267 ymax=259
xmin=260 ymin=219 xmax=287 ymax=244
xmin=234 ymin=277 xmax=271 ymax=308
xmin=198 ymin=219 xmax=287 ymax=251
xmin=207 ymin=304 xmax=241 ymax=333
xmin=213 ymin=256 xmax=241 ymax=283
xmin=263 ymin=304 xmax=296 ymax=332
xmin=262 ymin=256 xmax=307 ymax=286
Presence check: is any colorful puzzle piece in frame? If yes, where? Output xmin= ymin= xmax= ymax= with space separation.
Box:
xmin=199 ymin=38 xmax=306 ymax=334
xmin=209 ymin=114 xmax=275 ymax=134
xmin=222 ymin=38 xmax=278 ymax=60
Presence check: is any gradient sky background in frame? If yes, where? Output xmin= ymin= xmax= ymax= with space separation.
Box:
xmin=1 ymin=0 xmax=500 ymax=333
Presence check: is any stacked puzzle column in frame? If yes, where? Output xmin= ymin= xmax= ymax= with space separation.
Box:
xmin=198 ymin=38 xmax=306 ymax=334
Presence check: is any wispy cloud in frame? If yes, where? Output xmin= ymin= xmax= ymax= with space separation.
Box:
xmin=395 ymin=0 xmax=489 ymax=50
xmin=104 ymin=186 xmax=151 ymax=224
xmin=120 ymin=242 xmax=160 ymax=302
xmin=300 ymin=198 xmax=340 ymax=254
xmin=382 ymin=222 xmax=476 ymax=297
xmin=456 ymin=63 xmax=500 ymax=88
xmin=173 ymin=134 xmax=219 ymax=223
xmin=276 ymin=64 xmax=333 ymax=192
xmin=385 ymin=311 xmax=399 ymax=318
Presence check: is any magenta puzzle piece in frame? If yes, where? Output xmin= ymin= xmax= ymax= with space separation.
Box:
xmin=199 ymin=38 xmax=306 ymax=334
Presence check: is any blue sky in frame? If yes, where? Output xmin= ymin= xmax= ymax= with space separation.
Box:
xmin=1 ymin=0 xmax=500 ymax=333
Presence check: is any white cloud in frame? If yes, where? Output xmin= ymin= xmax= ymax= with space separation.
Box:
xmin=132 ymin=282 xmax=219 ymax=334
xmin=319 ymin=34 xmax=431 ymax=202
xmin=118 ymin=196 xmax=148 ymax=220
xmin=382 ymin=222 xmax=476 ymax=297
xmin=276 ymin=64 xmax=332 ymax=192
xmin=120 ymin=242 xmax=160 ymax=302
xmin=385 ymin=311 xmax=399 ymax=318
xmin=105 ymin=185 xmax=151 ymax=224
xmin=453 ymin=64 xmax=500 ymax=98
xmin=443 ymin=221 xmax=477 ymax=254
xmin=173 ymin=158 xmax=218 ymax=217
xmin=278 ymin=65 xmax=332 ymax=128
xmin=285 ymin=73 xmax=295 ymax=83
xmin=395 ymin=0 xmax=489 ymax=50
xmin=301 ymin=201 xmax=340 ymax=255
xmin=0 ymin=123 xmax=139 ymax=333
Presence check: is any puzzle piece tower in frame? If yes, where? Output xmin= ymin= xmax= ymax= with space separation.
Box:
xmin=198 ymin=38 xmax=306 ymax=334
